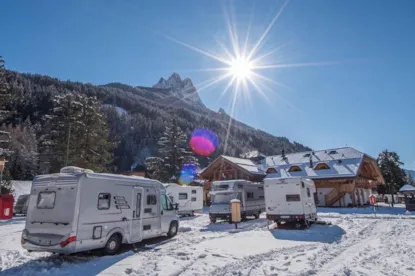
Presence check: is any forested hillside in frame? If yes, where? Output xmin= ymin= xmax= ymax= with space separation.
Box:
xmin=1 ymin=66 xmax=311 ymax=180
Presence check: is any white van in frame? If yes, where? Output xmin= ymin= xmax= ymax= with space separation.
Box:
xmin=21 ymin=166 xmax=179 ymax=255
xmin=163 ymin=183 xmax=203 ymax=216
xmin=264 ymin=177 xmax=317 ymax=227
xmin=209 ymin=180 xmax=265 ymax=223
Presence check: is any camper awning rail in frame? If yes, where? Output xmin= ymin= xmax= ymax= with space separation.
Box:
xmin=31 ymin=221 xmax=69 ymax=226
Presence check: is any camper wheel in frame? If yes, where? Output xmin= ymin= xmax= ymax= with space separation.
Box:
xmin=167 ymin=221 xmax=178 ymax=238
xmin=104 ymin=233 xmax=121 ymax=255
xmin=253 ymin=212 xmax=260 ymax=219
xmin=210 ymin=217 xmax=216 ymax=223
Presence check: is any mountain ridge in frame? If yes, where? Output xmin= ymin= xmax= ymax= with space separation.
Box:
xmin=5 ymin=70 xmax=312 ymax=171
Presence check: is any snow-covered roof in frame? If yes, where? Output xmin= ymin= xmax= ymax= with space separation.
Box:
xmin=11 ymin=181 xmax=32 ymax=199
xmin=399 ymin=184 xmax=415 ymax=192
xmin=222 ymin=155 xmax=265 ymax=175
xmin=263 ymin=147 xmax=365 ymax=179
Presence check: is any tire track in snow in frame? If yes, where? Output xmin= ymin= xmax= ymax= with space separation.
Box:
xmin=207 ymin=243 xmax=320 ymax=276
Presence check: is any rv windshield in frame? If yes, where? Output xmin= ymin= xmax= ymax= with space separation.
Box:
xmin=211 ymin=192 xmax=240 ymax=205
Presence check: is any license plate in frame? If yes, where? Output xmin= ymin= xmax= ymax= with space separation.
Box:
xmin=281 ymin=216 xmax=290 ymax=219
xmin=38 ymin=240 xmax=50 ymax=246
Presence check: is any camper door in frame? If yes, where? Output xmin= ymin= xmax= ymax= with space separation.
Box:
xmin=129 ymin=187 xmax=144 ymax=243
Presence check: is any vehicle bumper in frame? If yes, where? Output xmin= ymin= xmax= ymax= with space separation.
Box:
xmin=209 ymin=213 xmax=231 ymax=220
xmin=21 ymin=240 xmax=77 ymax=254
xmin=266 ymin=214 xmax=307 ymax=222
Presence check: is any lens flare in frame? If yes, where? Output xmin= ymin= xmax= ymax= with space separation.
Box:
xmin=179 ymin=163 xmax=197 ymax=185
xmin=189 ymin=129 xmax=219 ymax=156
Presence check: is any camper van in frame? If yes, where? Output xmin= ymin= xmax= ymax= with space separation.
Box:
xmin=21 ymin=166 xmax=180 ymax=255
xmin=14 ymin=194 xmax=30 ymax=216
xmin=264 ymin=177 xmax=317 ymax=227
xmin=163 ymin=183 xmax=203 ymax=216
xmin=209 ymin=180 xmax=265 ymax=223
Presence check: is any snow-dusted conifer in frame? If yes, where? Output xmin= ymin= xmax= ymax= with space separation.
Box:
xmin=147 ymin=119 xmax=198 ymax=182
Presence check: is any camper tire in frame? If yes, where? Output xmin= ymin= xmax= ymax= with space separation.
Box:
xmin=254 ymin=212 xmax=260 ymax=219
xmin=104 ymin=233 xmax=121 ymax=255
xmin=167 ymin=221 xmax=178 ymax=238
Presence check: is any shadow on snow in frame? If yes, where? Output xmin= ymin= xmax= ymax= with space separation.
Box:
xmin=0 ymin=236 xmax=173 ymax=276
xmin=269 ymin=223 xmax=346 ymax=244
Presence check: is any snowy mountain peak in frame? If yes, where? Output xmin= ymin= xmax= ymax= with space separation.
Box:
xmin=167 ymin=72 xmax=182 ymax=84
xmin=152 ymin=73 xmax=205 ymax=107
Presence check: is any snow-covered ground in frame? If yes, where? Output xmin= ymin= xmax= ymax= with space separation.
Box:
xmin=1 ymin=207 xmax=414 ymax=276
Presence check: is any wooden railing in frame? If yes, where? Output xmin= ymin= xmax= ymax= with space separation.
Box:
xmin=325 ymin=183 xmax=355 ymax=206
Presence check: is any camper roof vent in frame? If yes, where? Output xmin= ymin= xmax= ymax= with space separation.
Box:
xmin=60 ymin=166 xmax=94 ymax=174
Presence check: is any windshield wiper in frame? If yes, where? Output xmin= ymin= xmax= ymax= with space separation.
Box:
xmin=31 ymin=221 xmax=69 ymax=226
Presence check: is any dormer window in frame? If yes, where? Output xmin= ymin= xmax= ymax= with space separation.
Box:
xmin=266 ymin=168 xmax=277 ymax=174
xmin=315 ymin=163 xmax=330 ymax=170
xmin=329 ymin=150 xmax=338 ymax=155
xmin=288 ymin=166 xmax=302 ymax=172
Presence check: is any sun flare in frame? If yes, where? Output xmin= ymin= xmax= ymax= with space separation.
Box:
xmin=229 ymin=58 xmax=253 ymax=80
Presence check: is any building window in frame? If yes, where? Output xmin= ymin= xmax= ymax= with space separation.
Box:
xmin=288 ymin=166 xmax=302 ymax=172
xmin=147 ymin=195 xmax=157 ymax=205
xmin=266 ymin=168 xmax=277 ymax=174
xmin=97 ymin=193 xmax=111 ymax=210
xmin=179 ymin=193 xmax=188 ymax=200
xmin=314 ymin=163 xmax=330 ymax=170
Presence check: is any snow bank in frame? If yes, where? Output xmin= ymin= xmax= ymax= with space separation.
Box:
xmin=1 ymin=212 xmax=415 ymax=276
xmin=11 ymin=181 xmax=32 ymax=201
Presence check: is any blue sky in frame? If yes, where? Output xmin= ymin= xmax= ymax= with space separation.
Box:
xmin=1 ymin=0 xmax=414 ymax=169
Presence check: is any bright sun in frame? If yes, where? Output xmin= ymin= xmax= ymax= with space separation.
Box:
xmin=229 ymin=58 xmax=253 ymax=80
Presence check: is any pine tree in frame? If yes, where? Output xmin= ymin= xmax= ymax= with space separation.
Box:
xmin=377 ymin=150 xmax=406 ymax=205
xmin=5 ymin=119 xmax=39 ymax=180
xmin=146 ymin=119 xmax=198 ymax=182
xmin=0 ymin=56 xmax=10 ymax=123
xmin=406 ymin=171 xmax=414 ymax=186
xmin=77 ymin=96 xmax=114 ymax=172
xmin=42 ymin=93 xmax=113 ymax=172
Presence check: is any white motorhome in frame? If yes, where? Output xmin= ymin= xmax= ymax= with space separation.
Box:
xmin=163 ymin=183 xmax=203 ymax=216
xmin=264 ymin=177 xmax=317 ymax=227
xmin=21 ymin=167 xmax=179 ymax=255
xmin=209 ymin=180 xmax=265 ymax=223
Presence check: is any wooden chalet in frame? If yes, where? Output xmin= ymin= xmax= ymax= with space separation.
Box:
xmin=263 ymin=147 xmax=385 ymax=207
xmin=199 ymin=155 xmax=266 ymax=203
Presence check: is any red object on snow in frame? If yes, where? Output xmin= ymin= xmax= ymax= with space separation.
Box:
xmin=0 ymin=194 xmax=14 ymax=220
xmin=369 ymin=194 xmax=376 ymax=205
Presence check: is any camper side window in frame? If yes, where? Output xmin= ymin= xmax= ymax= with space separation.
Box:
xmin=97 ymin=193 xmax=111 ymax=210
xmin=179 ymin=193 xmax=188 ymax=200
xmin=147 ymin=195 xmax=157 ymax=205
xmin=37 ymin=192 xmax=56 ymax=209
xmin=191 ymin=197 xmax=197 ymax=202
xmin=286 ymin=194 xmax=300 ymax=202
xmin=246 ymin=192 xmax=254 ymax=200
xmin=191 ymin=190 xmax=197 ymax=194
xmin=307 ymin=188 xmax=311 ymax=197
